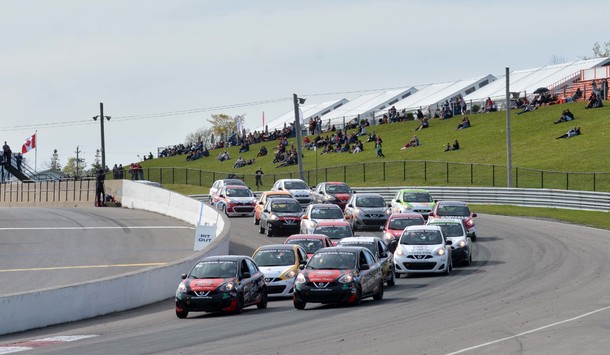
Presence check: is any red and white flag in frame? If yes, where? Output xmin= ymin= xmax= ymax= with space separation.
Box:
xmin=22 ymin=133 xmax=37 ymax=154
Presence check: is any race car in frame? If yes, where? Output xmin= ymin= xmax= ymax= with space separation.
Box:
xmin=293 ymin=246 xmax=384 ymax=309
xmin=284 ymin=234 xmax=334 ymax=258
xmin=337 ymin=236 xmax=395 ymax=286
xmin=428 ymin=200 xmax=478 ymax=241
xmin=271 ymin=178 xmax=313 ymax=208
xmin=252 ymin=244 xmax=308 ymax=298
xmin=312 ymin=220 xmax=354 ymax=245
xmin=344 ymin=193 xmax=391 ymax=231
xmin=253 ymin=190 xmax=292 ymax=225
xmin=427 ymin=218 xmax=475 ymax=266
xmin=259 ymin=197 xmax=303 ymax=237
xmin=393 ymin=225 xmax=453 ymax=277
xmin=209 ymin=178 xmax=248 ymax=205
xmin=175 ymin=255 xmax=267 ymax=318
xmin=299 ymin=203 xmax=346 ymax=234
xmin=390 ymin=189 xmax=435 ymax=219
xmin=382 ymin=212 xmax=426 ymax=252
xmin=214 ymin=185 xmax=257 ymax=217
xmin=310 ymin=181 xmax=354 ymax=210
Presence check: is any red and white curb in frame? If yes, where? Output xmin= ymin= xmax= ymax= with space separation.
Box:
xmin=0 ymin=335 xmax=98 ymax=354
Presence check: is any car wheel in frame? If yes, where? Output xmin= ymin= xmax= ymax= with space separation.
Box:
xmin=259 ymin=223 xmax=265 ymax=234
xmin=444 ymin=261 xmax=452 ymax=276
xmin=464 ymin=254 xmax=472 ymax=266
xmin=257 ymin=288 xmax=268 ymax=309
xmin=352 ymin=287 xmax=362 ymax=306
xmin=175 ymin=309 xmax=188 ymax=319
xmin=351 ymin=219 xmax=358 ymax=232
xmin=373 ymin=280 xmax=384 ymax=301
xmin=234 ymin=294 xmax=244 ymax=314
xmin=266 ymin=225 xmax=273 ymax=237
xmin=471 ymin=233 xmax=477 ymax=242
xmin=387 ymin=269 xmax=396 ymax=287
xmin=222 ymin=205 xmax=228 ymax=216
xmin=253 ymin=213 xmax=259 ymax=225
xmin=293 ymin=299 xmax=306 ymax=310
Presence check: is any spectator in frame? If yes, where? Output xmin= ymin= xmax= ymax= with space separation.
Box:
xmin=367 ymin=131 xmax=377 ymax=143
xmin=572 ymin=87 xmax=583 ymax=102
xmin=255 ymin=167 xmax=264 ymax=188
xmin=415 ymin=117 xmax=429 ymax=131
xmin=257 ymin=146 xmax=268 ymax=157
xmin=554 ymin=109 xmax=575 ymax=124
xmin=417 ymin=109 xmax=425 ymax=121
xmin=216 ymin=150 xmax=230 ymax=162
xmin=601 ymin=78 xmax=608 ymax=100
xmin=239 ymin=142 xmax=250 ymax=153
xmin=233 ymin=156 xmax=246 ymax=169
xmin=401 ymin=135 xmax=420 ymax=149
xmin=95 ymin=168 xmax=106 ymax=207
xmin=375 ymin=139 xmax=385 ymax=158
xmin=517 ymin=98 xmax=534 ymax=115
xmin=352 ymin=140 xmax=363 ymax=154
xmin=2 ymin=141 xmax=10 ymax=164
xmin=585 ymin=92 xmax=603 ymax=109
xmin=556 ymin=126 xmax=581 ymax=139
xmin=456 ymin=116 xmax=471 ymax=130
xmin=15 ymin=152 xmax=23 ymax=172
xmin=444 ymin=142 xmax=452 ymax=152
xmin=452 ymin=139 xmax=460 ymax=150
xmin=483 ymin=97 xmax=497 ymax=112
xmin=357 ymin=125 xmax=367 ymax=137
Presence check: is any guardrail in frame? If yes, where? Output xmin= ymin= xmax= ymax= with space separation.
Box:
xmin=192 ymin=186 xmax=610 ymax=212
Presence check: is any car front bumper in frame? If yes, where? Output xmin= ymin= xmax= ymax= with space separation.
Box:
xmin=294 ymin=282 xmax=358 ymax=304
xmin=394 ymin=254 xmax=450 ymax=274
xmin=175 ymin=291 xmax=240 ymax=313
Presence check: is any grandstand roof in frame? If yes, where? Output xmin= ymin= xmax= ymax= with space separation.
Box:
xmin=319 ymin=87 xmax=417 ymax=125
xmin=464 ymin=57 xmax=610 ymax=105
xmin=254 ymin=99 xmax=348 ymax=132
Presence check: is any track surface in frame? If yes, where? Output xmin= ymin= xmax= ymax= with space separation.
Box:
xmin=2 ymin=213 xmax=610 ymax=354
xmin=0 ymin=207 xmax=195 ymax=295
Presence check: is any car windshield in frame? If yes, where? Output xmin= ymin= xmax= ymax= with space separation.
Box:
xmin=338 ymin=241 xmax=376 ymax=254
xmin=403 ymin=192 xmax=433 ymax=203
xmin=437 ymin=205 xmax=471 ymax=217
xmin=225 ymin=179 xmax=246 ymax=186
xmin=271 ymin=201 xmax=303 ymax=212
xmin=253 ymin=249 xmax=296 ymax=267
xmin=226 ymin=188 xmax=252 ymax=197
xmin=307 ymin=252 xmax=356 ymax=270
xmin=314 ymin=225 xmax=352 ymax=240
xmin=285 ymin=181 xmax=308 ymax=189
xmin=431 ymin=223 xmax=465 ymax=238
xmin=189 ymin=261 xmax=237 ymax=278
xmin=310 ymin=207 xmax=344 ymax=219
xmin=356 ymin=196 xmax=386 ymax=207
xmin=388 ymin=217 xmax=424 ymax=230
xmin=286 ymin=239 xmax=324 ymax=254
xmin=400 ymin=230 xmax=443 ymax=245
xmin=326 ymin=184 xmax=351 ymax=193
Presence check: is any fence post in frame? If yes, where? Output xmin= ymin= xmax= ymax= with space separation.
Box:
xmin=363 ymin=163 xmax=366 ymax=182
xmin=326 ymin=168 xmax=328 ymax=182
xmin=172 ymin=168 xmax=175 ymax=184
xmin=424 ymin=161 xmax=427 ymax=181
xmin=186 ymin=168 xmax=188 ymax=185
xmin=160 ymin=168 xmax=163 ymax=185
xmin=470 ymin=164 xmax=473 ymax=185
xmin=199 ymin=169 xmax=202 ymax=186
xmin=515 ymin=167 xmax=518 ymax=187
xmin=446 ymin=162 xmax=449 ymax=183
xmin=492 ymin=165 xmax=495 ymax=186
xmin=403 ymin=161 xmax=406 ymax=181
xmin=593 ymin=173 xmax=596 ymax=191
xmin=344 ymin=166 xmax=346 ymax=182
xmin=566 ymin=172 xmax=569 ymax=190
xmin=541 ymin=171 xmax=544 ymax=188
xmin=383 ymin=162 xmax=386 ymax=181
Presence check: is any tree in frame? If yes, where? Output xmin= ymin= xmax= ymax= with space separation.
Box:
xmin=592 ymin=41 xmax=610 ymax=57
xmin=549 ymin=55 xmax=567 ymax=65
xmin=51 ymin=149 xmax=60 ymax=170
xmin=63 ymin=157 xmax=86 ymax=178
xmin=185 ymin=127 xmax=213 ymax=147
xmin=207 ymin=114 xmax=238 ymax=141
xmin=90 ymin=149 xmax=101 ymax=173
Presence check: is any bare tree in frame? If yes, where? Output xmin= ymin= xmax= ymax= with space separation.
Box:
xmin=592 ymin=41 xmax=610 ymax=57
xmin=185 ymin=127 xmax=213 ymax=147
xmin=549 ymin=55 xmax=567 ymax=65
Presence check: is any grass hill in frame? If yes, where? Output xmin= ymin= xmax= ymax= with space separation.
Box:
xmin=139 ymin=102 xmax=609 ymax=194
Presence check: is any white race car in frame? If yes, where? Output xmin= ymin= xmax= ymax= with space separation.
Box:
xmin=394 ymin=225 xmax=452 ymax=277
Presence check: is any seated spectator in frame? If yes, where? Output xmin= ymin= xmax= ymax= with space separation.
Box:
xmin=239 ymin=142 xmax=250 ymax=153
xmin=401 ymin=135 xmax=420 ymax=149
xmin=352 ymin=141 xmax=363 ymax=154
xmin=415 ymin=117 xmax=429 ymax=131
xmin=585 ymin=92 xmax=603 ymax=109
xmin=216 ymin=150 xmax=230 ymax=162
xmin=483 ymin=97 xmax=497 ymax=112
xmin=556 ymin=126 xmax=581 ymax=139
xmin=357 ymin=125 xmax=367 ymax=136
xmin=572 ymin=88 xmax=583 ymax=102
xmin=416 ymin=109 xmax=425 ymax=121
xmin=367 ymin=131 xmax=377 ymax=143
xmin=554 ymin=109 xmax=575 ymax=124
xmin=444 ymin=142 xmax=452 ymax=152
xmin=456 ymin=117 xmax=471 ymax=130
xmin=202 ymin=147 xmax=210 ymax=157
xmin=517 ymin=98 xmax=535 ymax=115
xmin=257 ymin=146 xmax=268 ymax=157
xmin=452 ymin=139 xmax=460 ymax=150
xmin=233 ymin=156 xmax=246 ymax=169
xmin=340 ymin=143 xmax=350 ymax=153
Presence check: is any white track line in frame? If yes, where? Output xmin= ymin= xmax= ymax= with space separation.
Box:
xmin=0 ymin=226 xmax=193 ymax=230
xmin=446 ymin=305 xmax=610 ymax=354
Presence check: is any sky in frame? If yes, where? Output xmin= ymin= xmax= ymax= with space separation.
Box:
xmin=1 ymin=0 xmax=609 ymax=171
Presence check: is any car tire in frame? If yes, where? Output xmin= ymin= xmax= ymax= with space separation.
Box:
xmin=387 ymin=269 xmax=396 ymax=287
xmin=464 ymin=254 xmax=472 ymax=266
xmin=259 ymin=223 xmax=265 ymax=234
xmin=222 ymin=205 xmax=228 ymax=216
xmin=266 ymin=225 xmax=273 ymax=237
xmin=175 ymin=309 xmax=188 ymax=319
xmin=257 ymin=288 xmax=268 ymax=309
xmin=471 ymin=233 xmax=477 ymax=242
xmin=293 ymin=299 xmax=306 ymax=310
xmin=253 ymin=213 xmax=259 ymax=225
xmin=373 ymin=280 xmax=384 ymax=301
xmin=352 ymin=287 xmax=362 ymax=306
xmin=234 ymin=294 xmax=244 ymax=314
xmin=444 ymin=261 xmax=452 ymax=276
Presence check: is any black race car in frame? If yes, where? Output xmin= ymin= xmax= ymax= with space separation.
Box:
xmin=175 ymin=255 xmax=268 ymax=318
xmin=259 ymin=197 xmax=303 ymax=237
xmin=293 ymin=246 xmax=384 ymax=309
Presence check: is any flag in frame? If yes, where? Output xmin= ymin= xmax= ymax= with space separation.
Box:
xmin=22 ymin=133 xmax=37 ymax=154
xmin=262 ymin=111 xmax=265 ymax=128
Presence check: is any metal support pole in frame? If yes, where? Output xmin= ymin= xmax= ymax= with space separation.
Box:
xmin=506 ymin=68 xmax=513 ymax=187
xmin=293 ymin=93 xmax=305 ymax=181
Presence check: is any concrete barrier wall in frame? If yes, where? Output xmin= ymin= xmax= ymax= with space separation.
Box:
xmin=0 ymin=180 xmax=230 ymax=335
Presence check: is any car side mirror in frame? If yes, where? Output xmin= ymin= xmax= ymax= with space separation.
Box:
xmin=181 ymin=273 xmax=187 ymax=279
xmin=472 ymin=213 xmax=477 ymax=217
xmin=259 ymin=201 xmax=264 ymax=205
xmin=445 ymin=240 xmax=452 ymax=245
xmin=242 ymin=272 xmax=251 ymax=279
xmin=299 ymin=264 xmax=305 ymax=270
xmin=278 ymin=187 xmax=284 ymax=191
xmin=219 ymin=195 xmax=225 ymax=198
xmin=352 ymin=191 xmax=356 ymax=194
xmin=379 ymin=252 xmax=388 ymax=258
xmin=299 ymin=259 xmax=307 ymax=265
xmin=387 ymin=203 xmax=392 ymax=207
xmin=361 ymin=264 xmax=370 ymax=270
xmin=263 ymin=209 xmax=269 ymax=213
xmin=346 ymin=204 xmax=353 ymax=208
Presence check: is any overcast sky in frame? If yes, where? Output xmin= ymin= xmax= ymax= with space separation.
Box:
xmin=1 ymin=0 xmax=608 ymax=170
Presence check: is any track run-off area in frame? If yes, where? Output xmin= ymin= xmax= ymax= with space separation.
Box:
xmin=1 ymin=208 xmax=610 ymax=354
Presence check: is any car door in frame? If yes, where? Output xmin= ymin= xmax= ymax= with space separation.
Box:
xmin=362 ymin=249 xmax=381 ymax=295
xmin=240 ymin=259 xmax=254 ymax=305
xmin=245 ymin=259 xmax=264 ymax=303
xmin=390 ymin=191 xmax=401 ymax=213
xmin=377 ymin=240 xmax=392 ymax=278
xmin=300 ymin=205 xmax=313 ymax=233
xmin=312 ymin=183 xmax=323 ymax=203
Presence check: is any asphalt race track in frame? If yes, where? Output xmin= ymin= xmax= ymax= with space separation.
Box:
xmin=1 ymin=212 xmax=610 ymax=354
xmin=0 ymin=207 xmax=195 ymax=296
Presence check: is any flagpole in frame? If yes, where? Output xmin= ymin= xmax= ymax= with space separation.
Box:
xmin=35 ymin=130 xmax=38 ymax=173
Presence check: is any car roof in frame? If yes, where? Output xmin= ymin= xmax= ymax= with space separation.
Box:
xmin=278 ymin=178 xmax=306 ymax=182
xmin=404 ymin=225 xmax=443 ymax=232
xmin=353 ymin=192 xmax=384 ymax=197
xmin=267 ymin=197 xmax=300 ymax=203
xmin=396 ymin=188 xmax=430 ymax=193
xmin=315 ymin=220 xmax=350 ymax=226
xmin=389 ymin=213 xmax=425 ymax=219
xmin=338 ymin=236 xmax=380 ymax=244
xmin=314 ymin=246 xmax=368 ymax=254
xmin=323 ymin=182 xmax=349 ymax=185
xmin=225 ymin=185 xmax=250 ymax=189
xmin=436 ymin=200 xmax=468 ymax=206
xmin=427 ymin=218 xmax=464 ymax=224
xmin=285 ymin=234 xmax=329 ymax=240
xmin=218 ymin=179 xmax=245 ymax=184
xmin=256 ymin=244 xmax=298 ymax=251
xmin=309 ymin=203 xmax=342 ymax=209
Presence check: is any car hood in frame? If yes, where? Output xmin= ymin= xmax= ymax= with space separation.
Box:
xmin=303 ymin=269 xmax=345 ymax=282
xmin=399 ymin=202 xmax=434 ymax=210
xmin=358 ymin=207 xmax=389 ymax=214
xmin=226 ymin=197 xmax=256 ymax=203
xmin=387 ymin=229 xmax=403 ymax=237
xmin=274 ymin=212 xmax=302 ymax=218
xmin=288 ymin=189 xmax=311 ymax=197
xmin=260 ymin=265 xmax=295 ymax=278
xmin=331 ymin=193 xmax=351 ymax=202
xmin=188 ymin=278 xmax=230 ymax=292
xmin=399 ymin=245 xmax=441 ymax=254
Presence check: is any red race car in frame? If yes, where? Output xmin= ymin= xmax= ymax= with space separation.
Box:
xmin=284 ymin=234 xmax=334 ymax=258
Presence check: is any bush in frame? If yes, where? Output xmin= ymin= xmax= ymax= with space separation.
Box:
xmin=471 ymin=104 xmax=480 ymax=113
xmin=406 ymin=112 xmax=415 ymax=121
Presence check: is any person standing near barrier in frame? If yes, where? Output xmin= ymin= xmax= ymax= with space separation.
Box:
xmin=15 ymin=153 xmax=22 ymax=172
xmin=255 ymin=167 xmax=264 ymax=188
xmin=95 ymin=168 xmax=106 ymax=207
xmin=2 ymin=141 xmax=11 ymax=164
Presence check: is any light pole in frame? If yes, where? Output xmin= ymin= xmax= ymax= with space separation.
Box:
xmin=293 ymin=93 xmax=306 ymax=182
xmin=93 ymin=102 xmax=111 ymax=171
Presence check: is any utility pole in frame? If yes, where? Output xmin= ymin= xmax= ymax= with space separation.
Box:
xmin=505 ymin=67 xmax=513 ymax=188
xmin=293 ymin=93 xmax=306 ymax=182
xmin=93 ymin=103 xmax=111 ymax=172
xmin=75 ymin=146 xmax=82 ymax=179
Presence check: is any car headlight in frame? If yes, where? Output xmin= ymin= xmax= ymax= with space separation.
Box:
xmin=324 ymin=195 xmax=337 ymax=202
xmin=434 ymin=248 xmax=446 ymax=256
xmin=295 ymin=273 xmax=306 ymax=284
xmin=219 ymin=282 xmax=234 ymax=292
xmin=281 ymin=269 xmax=296 ymax=279
xmin=383 ymin=232 xmax=394 ymax=243
xmin=177 ymin=282 xmax=187 ymax=293
xmin=466 ymin=219 xmax=475 ymax=227
xmin=270 ymin=214 xmax=280 ymax=221
xmin=457 ymin=240 xmax=467 ymax=248
xmin=395 ymin=248 xmax=405 ymax=256
xmin=226 ymin=199 xmax=234 ymax=204
xmin=338 ymin=273 xmax=353 ymax=283
xmin=385 ymin=208 xmax=391 ymax=215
